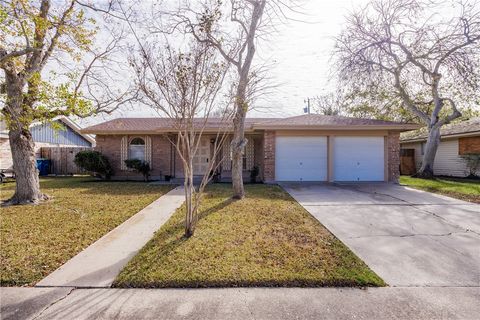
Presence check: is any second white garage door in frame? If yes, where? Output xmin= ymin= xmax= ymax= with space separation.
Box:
xmin=275 ymin=136 xmax=327 ymax=181
xmin=333 ymin=136 xmax=385 ymax=181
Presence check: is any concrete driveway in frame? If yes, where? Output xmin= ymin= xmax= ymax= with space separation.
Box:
xmin=282 ymin=183 xmax=480 ymax=287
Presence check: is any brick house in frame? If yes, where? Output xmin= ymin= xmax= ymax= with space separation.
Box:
xmin=82 ymin=114 xmax=420 ymax=183
xmin=400 ymin=117 xmax=480 ymax=177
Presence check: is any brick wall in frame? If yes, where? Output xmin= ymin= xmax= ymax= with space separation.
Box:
xmin=263 ymin=131 xmax=275 ymax=182
xmin=387 ymin=132 xmax=400 ymax=183
xmin=95 ymin=134 xmax=172 ymax=180
xmin=459 ymin=136 xmax=480 ymax=155
xmin=253 ymin=136 xmax=264 ymax=181
xmin=152 ymin=135 xmax=174 ymax=178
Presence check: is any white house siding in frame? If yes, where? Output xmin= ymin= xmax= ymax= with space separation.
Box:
xmin=30 ymin=121 xmax=92 ymax=147
xmin=0 ymin=137 xmax=13 ymax=169
xmin=401 ymin=138 xmax=477 ymax=177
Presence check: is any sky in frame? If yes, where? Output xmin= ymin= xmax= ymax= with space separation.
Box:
xmin=79 ymin=0 xmax=371 ymax=126
xmin=254 ymin=0 xmax=370 ymax=117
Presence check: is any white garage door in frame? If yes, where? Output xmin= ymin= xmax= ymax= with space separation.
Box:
xmin=333 ymin=136 xmax=385 ymax=181
xmin=275 ymin=136 xmax=327 ymax=181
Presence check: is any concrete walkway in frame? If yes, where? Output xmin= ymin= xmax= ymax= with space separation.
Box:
xmin=1 ymin=286 xmax=479 ymax=320
xmin=282 ymin=182 xmax=480 ymax=287
xmin=36 ymin=187 xmax=185 ymax=288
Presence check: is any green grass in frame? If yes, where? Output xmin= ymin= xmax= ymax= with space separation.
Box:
xmin=400 ymin=176 xmax=480 ymax=203
xmin=0 ymin=177 xmax=173 ymax=286
xmin=114 ymin=184 xmax=385 ymax=288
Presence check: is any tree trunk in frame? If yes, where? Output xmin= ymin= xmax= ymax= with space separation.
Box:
xmin=231 ymin=104 xmax=247 ymax=199
xmin=416 ymin=125 xmax=441 ymax=179
xmin=184 ymin=158 xmax=195 ymax=238
xmin=3 ymin=72 xmax=47 ymax=205
xmin=6 ymin=127 xmax=47 ymax=205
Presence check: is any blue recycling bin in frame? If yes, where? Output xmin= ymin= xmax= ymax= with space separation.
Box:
xmin=36 ymin=159 xmax=51 ymax=176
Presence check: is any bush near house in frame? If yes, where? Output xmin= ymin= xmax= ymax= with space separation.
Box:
xmin=250 ymin=166 xmax=260 ymax=183
xmin=74 ymin=150 xmax=113 ymax=179
xmin=124 ymin=159 xmax=151 ymax=181
xmin=460 ymin=153 xmax=480 ymax=178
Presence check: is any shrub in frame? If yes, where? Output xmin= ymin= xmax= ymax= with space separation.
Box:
xmin=250 ymin=166 xmax=260 ymax=183
xmin=461 ymin=154 xmax=480 ymax=178
xmin=125 ymin=159 xmax=151 ymax=181
xmin=74 ymin=150 xmax=113 ymax=179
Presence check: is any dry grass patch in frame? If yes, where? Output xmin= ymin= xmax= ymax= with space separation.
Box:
xmin=114 ymin=184 xmax=385 ymax=288
xmin=0 ymin=177 xmax=173 ymax=286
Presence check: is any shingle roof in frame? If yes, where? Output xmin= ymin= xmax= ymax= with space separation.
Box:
xmin=252 ymin=114 xmax=416 ymax=128
xmin=82 ymin=114 xmax=420 ymax=134
xmin=82 ymin=118 xmax=277 ymax=134
xmin=400 ymin=117 xmax=480 ymax=142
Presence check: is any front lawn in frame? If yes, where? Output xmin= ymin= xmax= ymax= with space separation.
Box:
xmin=0 ymin=177 xmax=173 ymax=286
xmin=114 ymin=184 xmax=385 ymax=288
xmin=400 ymin=176 xmax=480 ymax=203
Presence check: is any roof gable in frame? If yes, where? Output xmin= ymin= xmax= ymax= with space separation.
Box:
xmin=31 ymin=119 xmax=94 ymax=147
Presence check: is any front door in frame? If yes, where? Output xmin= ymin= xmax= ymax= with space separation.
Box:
xmin=193 ymin=137 xmax=210 ymax=175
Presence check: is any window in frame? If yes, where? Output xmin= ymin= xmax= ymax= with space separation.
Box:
xmin=129 ymin=137 xmax=145 ymax=161
xmin=421 ymin=142 xmax=426 ymax=155
xmin=222 ymin=138 xmax=254 ymax=171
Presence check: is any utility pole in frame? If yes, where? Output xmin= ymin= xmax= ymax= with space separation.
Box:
xmin=303 ymin=98 xmax=311 ymax=114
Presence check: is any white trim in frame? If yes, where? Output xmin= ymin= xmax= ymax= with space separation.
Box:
xmin=120 ymin=136 xmax=128 ymax=170
xmin=145 ymin=136 xmax=152 ymax=164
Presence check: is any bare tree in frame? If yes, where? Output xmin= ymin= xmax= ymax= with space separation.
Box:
xmin=311 ymin=90 xmax=347 ymax=116
xmin=171 ymin=0 xmax=266 ymax=199
xmin=0 ymin=0 xmax=135 ymax=205
xmin=128 ymin=22 xmax=232 ymax=236
xmin=161 ymin=0 xmax=300 ymax=199
xmin=335 ymin=0 xmax=480 ymax=178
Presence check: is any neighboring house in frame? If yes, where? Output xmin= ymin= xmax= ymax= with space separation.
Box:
xmin=82 ymin=114 xmax=419 ymax=183
xmin=0 ymin=117 xmax=95 ymax=170
xmin=400 ymin=117 xmax=480 ymax=177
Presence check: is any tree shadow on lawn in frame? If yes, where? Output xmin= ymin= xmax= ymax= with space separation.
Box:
xmin=166 ymin=197 xmax=236 ymax=240
xmin=115 ymin=190 xmax=388 ymax=288
xmin=112 ymin=197 xmax=237 ymax=287
xmin=132 ymin=188 xmax=291 ymax=263
xmin=0 ymin=177 xmax=176 ymax=198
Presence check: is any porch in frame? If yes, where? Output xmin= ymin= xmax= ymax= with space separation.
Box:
xmin=172 ymin=133 xmax=265 ymax=182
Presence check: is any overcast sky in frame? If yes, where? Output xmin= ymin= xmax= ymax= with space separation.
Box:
xmin=80 ymin=0 xmax=371 ymax=125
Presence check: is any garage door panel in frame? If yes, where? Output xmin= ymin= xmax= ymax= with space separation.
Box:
xmin=275 ymin=136 xmax=327 ymax=181
xmin=334 ymin=136 xmax=385 ymax=181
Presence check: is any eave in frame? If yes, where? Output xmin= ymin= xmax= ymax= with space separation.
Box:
xmin=252 ymin=124 xmax=422 ymax=131
xmin=401 ymin=130 xmax=480 ymax=144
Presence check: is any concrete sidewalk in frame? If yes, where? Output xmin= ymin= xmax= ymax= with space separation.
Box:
xmin=1 ymin=286 xmax=479 ymax=320
xmin=36 ymin=187 xmax=185 ymax=288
